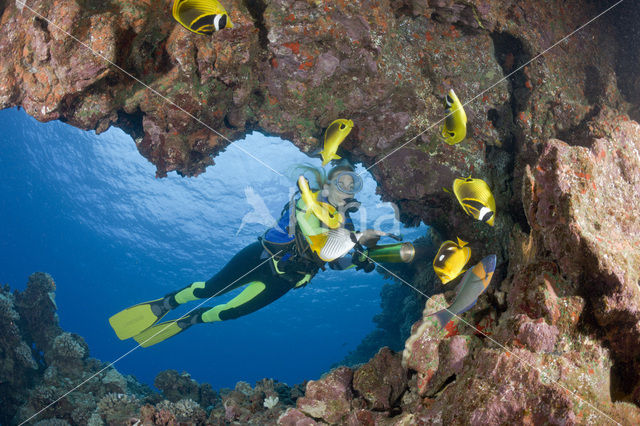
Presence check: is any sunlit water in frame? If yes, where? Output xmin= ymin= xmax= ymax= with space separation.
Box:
xmin=0 ymin=107 xmax=428 ymax=390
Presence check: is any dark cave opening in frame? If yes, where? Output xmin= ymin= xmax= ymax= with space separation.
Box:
xmin=243 ymin=0 xmax=269 ymax=51
xmin=606 ymin=0 xmax=640 ymax=121
xmin=490 ymin=32 xmax=531 ymax=119
xmin=488 ymin=32 xmax=533 ymax=236
xmin=115 ymin=108 xmax=145 ymax=142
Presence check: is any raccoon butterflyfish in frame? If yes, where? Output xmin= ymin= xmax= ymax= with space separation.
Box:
xmin=433 ymin=237 xmax=471 ymax=284
xmin=297 ymin=176 xmax=343 ymax=229
xmin=172 ymin=0 xmax=233 ymax=35
xmin=440 ymin=89 xmax=467 ymax=145
xmin=429 ymin=254 xmax=496 ymax=329
xmin=452 ymin=176 xmax=496 ymax=226
xmin=321 ymin=119 xmax=354 ymax=166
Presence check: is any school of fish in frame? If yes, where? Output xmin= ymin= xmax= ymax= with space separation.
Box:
xmin=170 ymin=0 xmax=498 ymax=330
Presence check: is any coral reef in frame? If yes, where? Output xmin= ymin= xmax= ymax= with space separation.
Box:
xmin=0 ymin=274 xmax=304 ymax=425
xmin=154 ymin=369 xmax=218 ymax=408
xmin=2 ymin=0 xmax=640 ymax=423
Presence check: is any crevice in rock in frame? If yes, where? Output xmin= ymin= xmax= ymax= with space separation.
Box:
xmin=389 ymin=0 xmax=415 ymax=18
xmin=584 ymin=65 xmax=605 ymax=105
xmin=432 ymin=374 xmax=456 ymax=397
xmin=608 ymin=0 xmax=640 ymax=121
xmin=114 ymin=27 xmax=138 ymax=72
xmin=490 ymin=31 xmax=531 ymax=124
xmin=137 ymin=37 xmax=173 ymax=76
xmin=489 ymin=31 xmax=532 ymax=236
xmin=115 ymin=108 xmax=145 ymax=141
xmin=610 ymin=359 xmax=639 ymax=403
xmin=556 ymin=104 xmax=601 ymax=148
xmin=243 ymin=0 xmax=269 ymax=51
xmin=33 ymin=16 xmax=50 ymax=35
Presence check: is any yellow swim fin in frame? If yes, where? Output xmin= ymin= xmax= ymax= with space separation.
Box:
xmin=108 ymin=298 xmax=170 ymax=340
xmin=133 ymin=309 xmax=203 ymax=348
xmin=133 ymin=320 xmax=185 ymax=348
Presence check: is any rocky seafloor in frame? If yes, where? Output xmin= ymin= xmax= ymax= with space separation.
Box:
xmin=2 ymin=0 xmax=640 ymax=424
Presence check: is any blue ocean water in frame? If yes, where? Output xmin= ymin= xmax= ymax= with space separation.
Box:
xmin=0 ymin=107 xmax=427 ymax=390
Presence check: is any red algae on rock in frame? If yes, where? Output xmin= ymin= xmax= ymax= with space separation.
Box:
xmin=3 ymin=0 xmax=640 ymax=424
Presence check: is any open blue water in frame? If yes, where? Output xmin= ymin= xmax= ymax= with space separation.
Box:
xmin=0 ymin=107 xmax=427 ymax=390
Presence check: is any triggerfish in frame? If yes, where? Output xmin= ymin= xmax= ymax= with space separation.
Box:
xmin=172 ymin=0 xmax=233 ymax=35
xmin=297 ymin=176 xmax=343 ymax=229
xmin=452 ymin=176 xmax=496 ymax=226
xmin=429 ymin=254 xmax=496 ymax=329
xmin=321 ymin=119 xmax=354 ymax=166
xmin=440 ymin=89 xmax=467 ymax=145
xmin=433 ymin=237 xmax=471 ymax=284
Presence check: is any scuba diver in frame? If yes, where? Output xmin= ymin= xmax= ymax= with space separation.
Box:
xmin=109 ymin=162 xmax=420 ymax=347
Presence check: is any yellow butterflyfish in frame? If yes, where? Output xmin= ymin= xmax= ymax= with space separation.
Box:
xmin=440 ymin=89 xmax=467 ymax=145
xmin=321 ymin=119 xmax=353 ymax=166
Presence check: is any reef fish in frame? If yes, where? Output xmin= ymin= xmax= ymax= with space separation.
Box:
xmin=297 ymin=175 xmax=343 ymax=229
xmin=321 ymin=119 xmax=353 ymax=166
xmin=429 ymin=254 xmax=497 ymax=329
xmin=433 ymin=237 xmax=471 ymax=284
xmin=307 ymin=227 xmax=358 ymax=261
xmin=172 ymin=0 xmax=233 ymax=35
xmin=440 ymin=89 xmax=467 ymax=145
xmin=452 ymin=176 xmax=496 ymax=226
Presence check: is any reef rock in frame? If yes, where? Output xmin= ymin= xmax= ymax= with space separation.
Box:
xmin=3 ymin=0 xmax=640 ymax=423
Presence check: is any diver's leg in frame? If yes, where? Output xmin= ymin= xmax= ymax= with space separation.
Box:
xmin=166 ymin=241 xmax=268 ymax=306
xmin=134 ymin=277 xmax=294 ymax=347
xmin=199 ymin=276 xmax=293 ymax=323
xmin=111 ymin=242 xmax=267 ymax=340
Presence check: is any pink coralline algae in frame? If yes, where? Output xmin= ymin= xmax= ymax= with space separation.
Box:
xmin=517 ymin=317 xmax=559 ymax=353
xmin=3 ymin=0 xmax=640 ymax=423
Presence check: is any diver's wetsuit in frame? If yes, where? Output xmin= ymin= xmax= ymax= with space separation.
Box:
xmin=169 ymin=195 xmax=353 ymax=324
xmin=182 ymin=242 xmax=299 ymax=321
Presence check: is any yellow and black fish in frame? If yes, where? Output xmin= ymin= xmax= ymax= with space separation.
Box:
xmin=172 ymin=0 xmax=233 ymax=35
xmin=433 ymin=237 xmax=471 ymax=284
xmin=452 ymin=176 xmax=496 ymax=226
xmin=440 ymin=89 xmax=467 ymax=145
xmin=321 ymin=119 xmax=353 ymax=166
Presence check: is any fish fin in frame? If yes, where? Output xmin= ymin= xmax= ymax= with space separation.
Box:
xmin=331 ymin=153 xmax=341 ymax=160
xmin=429 ymin=308 xmax=454 ymax=330
xmin=454 ymin=273 xmax=469 ymax=296
xmin=456 ymin=237 xmax=468 ymax=247
xmin=442 ymin=187 xmax=452 ymax=194
xmin=458 ymin=299 xmax=477 ymax=315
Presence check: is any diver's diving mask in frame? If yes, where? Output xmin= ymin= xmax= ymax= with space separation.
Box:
xmin=330 ymin=171 xmax=363 ymax=195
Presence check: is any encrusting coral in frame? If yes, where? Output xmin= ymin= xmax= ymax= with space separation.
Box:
xmin=0 ymin=274 xmax=305 ymax=425
xmin=3 ymin=0 xmax=640 ymax=423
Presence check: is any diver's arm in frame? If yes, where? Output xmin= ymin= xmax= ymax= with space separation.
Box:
xmin=328 ymin=256 xmax=354 ymax=270
xmin=357 ymin=229 xmax=386 ymax=247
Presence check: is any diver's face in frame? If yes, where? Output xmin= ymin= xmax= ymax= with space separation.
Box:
xmin=326 ymin=181 xmax=352 ymax=207
xmin=326 ymin=171 xmax=362 ymax=207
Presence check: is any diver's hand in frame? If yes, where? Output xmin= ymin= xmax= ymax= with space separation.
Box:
xmin=358 ymin=229 xmax=385 ymax=247
xmin=352 ymin=252 xmax=375 ymax=273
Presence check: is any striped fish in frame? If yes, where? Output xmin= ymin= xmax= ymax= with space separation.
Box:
xmin=430 ymin=254 xmax=496 ymax=329
xmin=453 ymin=176 xmax=496 ymax=226
xmin=172 ymin=0 xmax=233 ymax=35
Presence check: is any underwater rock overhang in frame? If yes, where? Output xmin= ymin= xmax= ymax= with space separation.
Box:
xmin=2 ymin=0 xmax=640 ymax=423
